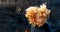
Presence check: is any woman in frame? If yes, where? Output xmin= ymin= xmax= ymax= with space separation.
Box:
xmin=25 ymin=4 xmax=51 ymax=32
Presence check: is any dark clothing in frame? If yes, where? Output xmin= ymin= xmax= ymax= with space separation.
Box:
xmin=30 ymin=22 xmax=51 ymax=32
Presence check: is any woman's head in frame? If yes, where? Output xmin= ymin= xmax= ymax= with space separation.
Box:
xmin=25 ymin=4 xmax=51 ymax=27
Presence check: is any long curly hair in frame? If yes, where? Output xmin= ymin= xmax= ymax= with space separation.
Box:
xmin=25 ymin=4 xmax=51 ymax=27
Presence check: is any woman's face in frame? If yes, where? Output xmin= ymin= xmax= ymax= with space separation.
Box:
xmin=35 ymin=13 xmax=47 ymax=27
